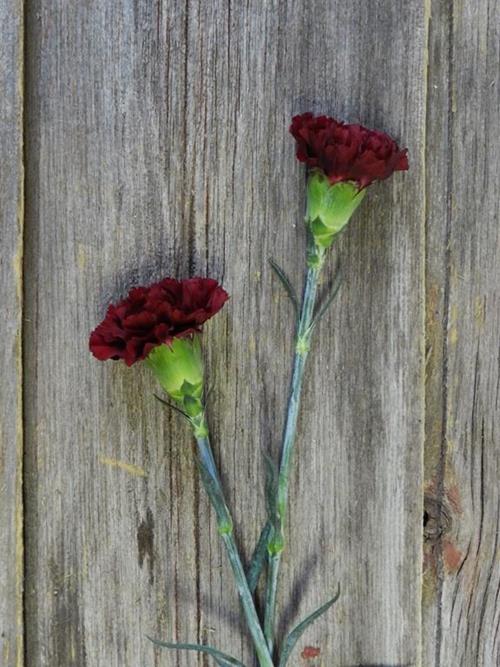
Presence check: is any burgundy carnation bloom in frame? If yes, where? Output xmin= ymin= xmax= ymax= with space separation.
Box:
xmin=89 ymin=277 xmax=229 ymax=366
xmin=290 ymin=112 xmax=408 ymax=188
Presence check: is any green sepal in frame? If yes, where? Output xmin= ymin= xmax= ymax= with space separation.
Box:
xmin=305 ymin=228 xmax=326 ymax=269
xmin=183 ymin=394 xmax=204 ymax=419
xmin=181 ymin=379 xmax=200 ymax=397
xmin=278 ymin=584 xmax=341 ymax=666
xmin=309 ymin=217 xmax=334 ymax=249
xmin=306 ymin=172 xmax=365 ymax=249
xmin=146 ymin=336 xmax=204 ymax=403
xmin=147 ymin=636 xmax=246 ymax=666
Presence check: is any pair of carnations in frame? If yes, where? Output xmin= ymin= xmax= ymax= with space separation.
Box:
xmin=89 ymin=113 xmax=408 ymax=667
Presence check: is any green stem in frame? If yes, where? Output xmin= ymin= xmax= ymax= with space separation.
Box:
xmin=264 ymin=256 xmax=323 ymax=654
xmin=193 ymin=419 xmax=274 ymax=667
xmin=247 ymin=522 xmax=273 ymax=594
xmin=263 ymin=553 xmax=280 ymax=650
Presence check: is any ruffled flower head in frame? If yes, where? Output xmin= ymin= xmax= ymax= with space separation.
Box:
xmin=290 ymin=112 xmax=408 ymax=188
xmin=89 ymin=277 xmax=229 ymax=366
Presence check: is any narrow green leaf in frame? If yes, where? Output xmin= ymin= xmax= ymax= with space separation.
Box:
xmin=269 ymin=258 xmax=299 ymax=318
xmin=308 ymin=266 xmax=342 ymax=331
xmin=153 ymin=393 xmax=189 ymax=419
xmin=247 ymin=521 xmax=273 ymax=593
xmin=278 ymin=584 xmax=341 ymax=667
xmin=147 ymin=636 xmax=246 ymax=666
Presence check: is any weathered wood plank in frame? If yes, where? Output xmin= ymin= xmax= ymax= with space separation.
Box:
xmin=0 ymin=1 xmax=24 ymax=666
xmin=424 ymin=1 xmax=500 ymax=664
xmin=24 ymin=1 xmax=427 ymax=665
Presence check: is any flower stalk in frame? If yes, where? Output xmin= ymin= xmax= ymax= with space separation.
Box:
xmin=264 ymin=243 xmax=324 ymax=653
xmin=193 ymin=414 xmax=275 ymax=667
xmin=261 ymin=112 xmax=407 ymax=658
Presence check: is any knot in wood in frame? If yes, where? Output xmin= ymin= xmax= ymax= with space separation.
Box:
xmin=423 ymin=495 xmax=451 ymax=544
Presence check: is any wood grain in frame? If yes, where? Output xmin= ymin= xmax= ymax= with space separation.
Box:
xmin=423 ymin=1 xmax=500 ymax=665
xmin=19 ymin=1 xmax=429 ymax=666
xmin=0 ymin=1 xmax=24 ymax=666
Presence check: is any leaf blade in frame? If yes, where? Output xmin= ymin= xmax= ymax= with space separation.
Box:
xmin=309 ymin=265 xmax=342 ymax=331
xmin=147 ymin=637 xmax=246 ymax=666
xmin=153 ymin=393 xmax=189 ymax=419
xmin=278 ymin=585 xmax=341 ymax=667
xmin=269 ymin=258 xmax=299 ymax=318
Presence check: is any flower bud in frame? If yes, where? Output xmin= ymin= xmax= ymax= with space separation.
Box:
xmin=146 ymin=336 xmax=204 ymax=406
xmin=306 ymin=172 xmax=366 ymax=248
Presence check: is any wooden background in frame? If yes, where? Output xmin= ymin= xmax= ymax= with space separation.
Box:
xmin=1 ymin=1 xmax=499 ymax=665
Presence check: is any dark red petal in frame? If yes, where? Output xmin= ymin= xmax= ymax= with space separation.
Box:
xmin=208 ymin=286 xmax=230 ymax=314
xmin=153 ymin=322 xmax=172 ymax=341
xmin=123 ymin=311 xmax=157 ymax=330
xmin=396 ymin=150 xmax=409 ymax=170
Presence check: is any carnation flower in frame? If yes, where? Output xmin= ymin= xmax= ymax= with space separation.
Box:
xmin=89 ymin=277 xmax=229 ymax=367
xmin=290 ymin=112 xmax=408 ymax=188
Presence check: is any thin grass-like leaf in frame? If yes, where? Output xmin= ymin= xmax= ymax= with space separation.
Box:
xmin=153 ymin=393 xmax=189 ymax=419
xmin=147 ymin=636 xmax=246 ymax=666
xmin=278 ymin=584 xmax=341 ymax=666
xmin=247 ymin=521 xmax=273 ymax=593
xmin=309 ymin=267 xmax=342 ymax=332
xmin=269 ymin=258 xmax=299 ymax=318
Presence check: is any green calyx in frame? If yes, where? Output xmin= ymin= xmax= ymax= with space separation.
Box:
xmin=146 ymin=336 xmax=204 ymax=416
xmin=306 ymin=172 xmax=366 ymax=249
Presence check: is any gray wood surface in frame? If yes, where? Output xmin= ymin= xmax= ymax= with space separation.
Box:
xmin=423 ymin=1 xmax=500 ymax=665
xmin=0 ymin=1 xmax=24 ymax=665
xmin=1 ymin=0 xmax=498 ymax=665
xmin=22 ymin=1 xmax=427 ymax=665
